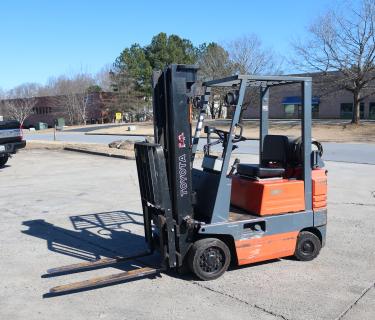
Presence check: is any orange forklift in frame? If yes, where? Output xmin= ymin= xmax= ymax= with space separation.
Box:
xmin=45 ymin=65 xmax=327 ymax=294
xmin=186 ymin=67 xmax=327 ymax=278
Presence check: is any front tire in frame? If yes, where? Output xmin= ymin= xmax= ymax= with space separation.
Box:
xmin=294 ymin=231 xmax=321 ymax=261
xmin=188 ymin=238 xmax=231 ymax=281
xmin=0 ymin=155 xmax=9 ymax=167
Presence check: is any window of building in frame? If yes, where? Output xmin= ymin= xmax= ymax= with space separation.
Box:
xmin=282 ymin=96 xmax=320 ymax=119
xmin=369 ymin=102 xmax=375 ymax=120
xmin=340 ymin=103 xmax=364 ymax=119
xmin=284 ymin=104 xmax=296 ymax=118
xmin=32 ymin=106 xmax=52 ymax=115
xmin=312 ymin=104 xmax=319 ymax=118
xmin=297 ymin=104 xmax=319 ymax=118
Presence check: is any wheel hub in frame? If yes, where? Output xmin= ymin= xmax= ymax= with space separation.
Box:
xmin=199 ymin=247 xmax=224 ymax=273
xmin=302 ymin=240 xmax=314 ymax=254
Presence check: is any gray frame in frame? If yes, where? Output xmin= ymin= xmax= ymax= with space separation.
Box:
xmin=202 ymin=74 xmax=313 ymax=219
xmin=204 ymin=74 xmax=312 ymax=88
xmin=259 ymin=86 xmax=269 ymax=159
xmin=210 ymin=79 xmax=247 ymax=222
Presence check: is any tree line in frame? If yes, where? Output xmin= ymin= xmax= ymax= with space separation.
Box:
xmin=1 ymin=0 xmax=374 ymax=125
xmin=0 ymin=69 xmax=111 ymax=125
xmin=111 ymin=33 xmax=281 ymax=120
xmin=0 ymin=33 xmax=279 ymax=125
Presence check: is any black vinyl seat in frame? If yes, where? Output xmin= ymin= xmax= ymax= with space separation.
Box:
xmin=237 ymin=164 xmax=285 ymax=178
xmin=236 ymin=135 xmax=290 ymax=179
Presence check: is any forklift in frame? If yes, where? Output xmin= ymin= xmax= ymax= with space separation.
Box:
xmin=45 ymin=64 xmax=327 ymax=294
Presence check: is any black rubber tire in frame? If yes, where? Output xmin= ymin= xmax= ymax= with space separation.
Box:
xmin=0 ymin=155 xmax=9 ymax=168
xmin=188 ymin=238 xmax=231 ymax=281
xmin=294 ymin=231 xmax=322 ymax=261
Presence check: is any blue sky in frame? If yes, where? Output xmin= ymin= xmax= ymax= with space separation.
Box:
xmin=0 ymin=0 xmax=340 ymax=89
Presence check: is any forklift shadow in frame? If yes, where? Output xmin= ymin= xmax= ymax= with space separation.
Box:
xmin=21 ymin=211 xmax=291 ymax=295
xmin=21 ymin=210 xmax=158 ymax=276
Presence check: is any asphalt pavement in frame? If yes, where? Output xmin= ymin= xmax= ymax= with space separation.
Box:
xmin=25 ymin=131 xmax=375 ymax=164
xmin=1 ymin=150 xmax=374 ymax=320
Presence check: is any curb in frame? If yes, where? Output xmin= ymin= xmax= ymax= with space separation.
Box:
xmin=85 ymin=132 xmax=150 ymax=137
xmin=64 ymin=147 xmax=135 ymax=160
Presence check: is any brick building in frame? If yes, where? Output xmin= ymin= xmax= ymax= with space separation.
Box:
xmin=0 ymin=92 xmax=115 ymax=127
xmin=242 ymin=72 xmax=375 ymax=120
xmin=2 ymin=71 xmax=375 ymax=125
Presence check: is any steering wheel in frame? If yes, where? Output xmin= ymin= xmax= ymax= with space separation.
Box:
xmin=214 ymin=124 xmax=246 ymax=143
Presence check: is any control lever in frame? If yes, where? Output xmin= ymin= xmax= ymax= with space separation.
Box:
xmin=233 ymin=124 xmax=244 ymax=143
xmin=204 ymin=125 xmax=222 ymax=155
xmin=229 ymin=158 xmax=240 ymax=176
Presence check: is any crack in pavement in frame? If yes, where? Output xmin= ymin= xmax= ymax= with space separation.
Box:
xmin=329 ymin=201 xmax=375 ymax=207
xmin=335 ymin=283 xmax=375 ymax=320
xmin=192 ymin=281 xmax=289 ymax=320
xmin=324 ymin=159 xmax=375 ymax=165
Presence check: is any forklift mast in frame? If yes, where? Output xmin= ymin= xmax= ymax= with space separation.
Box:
xmin=134 ymin=65 xmax=199 ymax=269
xmin=152 ymin=64 xmax=198 ymax=222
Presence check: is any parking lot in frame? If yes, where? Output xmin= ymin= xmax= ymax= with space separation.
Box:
xmin=1 ymin=149 xmax=374 ymax=320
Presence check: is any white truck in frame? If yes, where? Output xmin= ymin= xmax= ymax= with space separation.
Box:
xmin=0 ymin=120 xmax=26 ymax=167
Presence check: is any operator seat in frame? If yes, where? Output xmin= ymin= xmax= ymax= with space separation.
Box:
xmin=237 ymin=135 xmax=290 ymax=179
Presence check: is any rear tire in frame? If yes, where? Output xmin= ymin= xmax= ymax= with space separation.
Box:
xmin=294 ymin=231 xmax=321 ymax=261
xmin=0 ymin=155 xmax=9 ymax=167
xmin=188 ymin=238 xmax=231 ymax=281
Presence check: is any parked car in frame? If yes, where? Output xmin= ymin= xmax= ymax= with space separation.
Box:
xmin=0 ymin=120 xmax=26 ymax=167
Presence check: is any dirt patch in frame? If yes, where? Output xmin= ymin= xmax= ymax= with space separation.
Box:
xmin=25 ymin=140 xmax=69 ymax=150
xmin=25 ymin=140 xmax=135 ymax=159
xmin=267 ymin=122 xmax=375 ymax=143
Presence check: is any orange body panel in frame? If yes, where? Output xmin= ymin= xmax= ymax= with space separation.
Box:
xmin=235 ymin=231 xmax=299 ymax=265
xmin=231 ymin=176 xmax=305 ymax=216
xmin=312 ymin=169 xmax=327 ymax=209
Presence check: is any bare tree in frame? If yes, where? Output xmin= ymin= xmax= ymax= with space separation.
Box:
xmin=222 ymin=35 xmax=283 ymax=115
xmin=44 ymin=73 xmax=95 ymax=125
xmin=63 ymin=90 xmax=88 ymax=125
xmin=293 ymin=0 xmax=375 ymax=124
xmin=95 ymin=64 xmax=112 ymax=91
xmin=74 ymin=93 xmax=90 ymax=125
xmin=227 ymin=34 xmax=283 ymax=75
xmin=3 ymin=83 xmax=39 ymax=125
